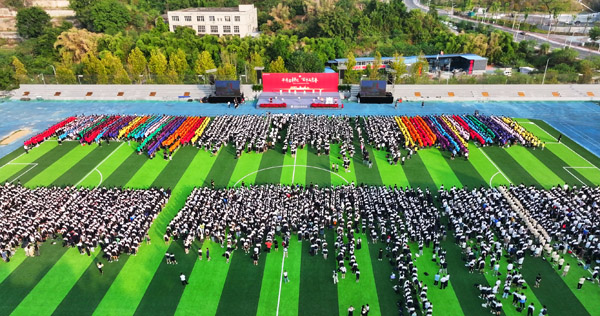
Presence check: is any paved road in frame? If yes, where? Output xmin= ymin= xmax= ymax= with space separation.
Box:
xmin=404 ymin=0 xmax=600 ymax=59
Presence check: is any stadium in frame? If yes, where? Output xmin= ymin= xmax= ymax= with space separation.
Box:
xmin=0 ymin=77 xmax=599 ymax=316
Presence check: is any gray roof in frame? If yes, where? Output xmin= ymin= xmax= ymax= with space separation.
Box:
xmin=171 ymin=7 xmax=241 ymax=12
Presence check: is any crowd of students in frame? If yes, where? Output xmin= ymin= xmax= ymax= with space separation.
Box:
xmin=24 ymin=114 xmax=542 ymax=162
xmin=0 ymin=183 xmax=169 ymax=262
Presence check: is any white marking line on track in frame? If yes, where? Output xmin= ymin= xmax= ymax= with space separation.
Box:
xmin=75 ymin=143 xmax=124 ymax=187
xmin=234 ymin=165 xmax=349 ymax=187
xmin=275 ymin=252 xmax=285 ymax=316
xmin=291 ymin=154 xmax=297 ymax=184
xmin=478 ymin=147 xmax=512 ymax=186
xmin=563 ymin=167 xmax=587 ymax=186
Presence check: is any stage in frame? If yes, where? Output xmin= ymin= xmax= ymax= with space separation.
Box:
xmin=257 ymin=92 xmax=343 ymax=109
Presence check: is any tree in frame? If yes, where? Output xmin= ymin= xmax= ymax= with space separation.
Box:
xmin=54 ymin=28 xmax=102 ymax=63
xmin=82 ymin=52 xmax=108 ymax=84
xmin=148 ymin=49 xmax=168 ymax=83
xmin=390 ymin=53 xmax=407 ymax=83
xmin=194 ymin=51 xmax=216 ymax=76
xmin=101 ymin=51 xmax=131 ymax=84
xmin=287 ymin=51 xmax=324 ymax=73
xmin=368 ymin=51 xmax=382 ymax=80
xmin=0 ymin=67 xmax=18 ymax=91
xmin=16 ymin=7 xmax=51 ymax=39
xmin=11 ymin=56 xmax=28 ymax=83
xmin=578 ymin=60 xmax=594 ymax=84
xmin=344 ymin=52 xmax=357 ymax=84
xmin=88 ymin=0 xmax=131 ymax=34
xmin=409 ymin=53 xmax=429 ymax=83
xmin=589 ymin=26 xmax=600 ymax=42
xmin=268 ymin=56 xmax=287 ymax=73
xmin=248 ymin=52 xmax=264 ymax=84
xmin=216 ymin=63 xmax=237 ymax=80
xmin=539 ymin=43 xmax=551 ymax=55
xmin=127 ymin=47 xmax=147 ymax=83
xmin=168 ymin=49 xmax=188 ymax=83
xmin=55 ymin=63 xmax=77 ymax=84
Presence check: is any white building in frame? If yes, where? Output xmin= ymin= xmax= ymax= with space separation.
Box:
xmin=167 ymin=4 xmax=258 ymax=37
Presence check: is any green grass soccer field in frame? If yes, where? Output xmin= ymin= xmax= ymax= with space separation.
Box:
xmin=0 ymin=118 xmax=599 ymax=316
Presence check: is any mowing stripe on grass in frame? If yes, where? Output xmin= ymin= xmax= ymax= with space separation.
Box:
xmin=52 ymin=254 xmax=131 ymax=316
xmin=352 ymin=147 xmax=381 ymax=186
xmin=0 ymin=242 xmax=68 ymax=315
xmin=94 ymin=149 xmax=201 ymax=316
xmin=276 ymin=238 xmax=302 ymax=316
xmin=8 ymin=142 xmax=78 ymax=185
xmin=51 ymin=143 xmax=120 ymax=187
xmin=469 ymin=147 xmax=511 ymax=187
xmin=552 ymin=253 xmax=600 ymax=314
xmin=482 ymin=147 xmax=540 ymax=187
xmin=77 ymin=142 xmax=134 ymax=188
xmin=255 ymin=143 xmax=286 ymax=186
xmin=330 ymin=143 xmax=357 ymax=186
xmin=0 ymin=142 xmax=57 ymax=183
xmin=256 ymin=236 xmax=286 ymax=316
xmin=545 ymin=143 xmax=600 ymax=185
xmin=12 ymin=248 xmax=99 ymax=316
xmin=336 ymin=233 xmax=381 ymax=316
xmin=408 ymin=242 xmax=464 ymax=316
xmin=419 ymin=149 xmax=462 ymax=189
xmin=101 ymin=152 xmax=148 ymax=188
xmin=25 ymin=143 xmax=96 ymax=187
xmin=228 ymin=152 xmax=263 ymax=187
xmin=368 ymin=240 xmax=401 ymax=316
xmin=530 ymin=119 xmax=600 ymax=168
xmin=306 ymin=146 xmax=332 ymax=186
xmin=441 ymin=233 xmax=492 ymax=316
xmin=204 ymin=145 xmax=238 ymax=188
xmin=215 ymin=246 xmax=269 ymax=316
xmin=402 ymin=153 xmax=437 ymax=190
xmin=372 ymin=147 xmax=410 ymax=187
xmin=443 ymin=150 xmax=487 ymax=188
xmin=175 ymin=240 xmax=230 ymax=316
xmin=520 ymin=256 xmax=590 ymax=316
xmin=124 ymin=156 xmax=170 ymax=189
xmin=527 ymin=146 xmax=594 ymax=186
xmin=279 ymin=148 xmax=308 ymax=185
xmin=0 ymin=147 xmax=26 ymax=167
xmin=0 ymin=247 xmax=26 ymax=285
xmin=150 ymin=146 xmax=198 ymax=190
xmin=298 ymin=231 xmax=338 ymax=315
xmin=134 ymin=241 xmax=198 ymax=316
xmin=505 ymin=146 xmax=563 ymax=188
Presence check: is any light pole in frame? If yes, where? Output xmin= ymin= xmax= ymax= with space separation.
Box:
xmin=139 ymin=74 xmax=144 ymax=84
xmin=50 ymin=65 xmax=56 ymax=76
xmin=77 ymin=75 xmax=83 ymax=84
xmin=446 ymin=58 xmax=452 ymax=84
xmin=39 ymin=74 xmax=45 ymax=85
xmin=541 ymin=57 xmax=551 ymax=85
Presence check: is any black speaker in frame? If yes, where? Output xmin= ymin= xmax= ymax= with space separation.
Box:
xmin=209 ymin=75 xmax=215 ymax=85
xmin=339 ymin=69 xmax=346 ymax=83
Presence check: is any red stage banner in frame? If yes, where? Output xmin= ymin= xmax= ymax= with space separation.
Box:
xmin=262 ymin=73 xmax=338 ymax=92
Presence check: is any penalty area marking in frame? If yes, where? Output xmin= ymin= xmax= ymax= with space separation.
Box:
xmin=234 ymin=164 xmax=349 ymax=187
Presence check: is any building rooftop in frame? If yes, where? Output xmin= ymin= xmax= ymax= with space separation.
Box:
xmin=169 ymin=4 xmax=254 ymax=13
xmin=328 ymin=53 xmax=487 ymax=64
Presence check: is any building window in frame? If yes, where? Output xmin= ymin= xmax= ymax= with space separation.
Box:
xmin=197 ymin=16 xmax=204 ymax=22
xmin=184 ymin=16 xmax=191 ymax=21
xmin=234 ymin=16 xmax=240 ymax=22
xmin=172 ymin=16 xmax=179 ymax=21
xmin=209 ymin=16 xmax=215 ymax=22
xmin=225 ymin=16 xmax=230 ymax=22
xmin=211 ymin=25 xmax=218 ymax=33
xmin=198 ymin=25 xmax=205 ymax=33
xmin=223 ymin=25 xmax=231 ymax=33
xmin=234 ymin=25 xmax=239 ymax=33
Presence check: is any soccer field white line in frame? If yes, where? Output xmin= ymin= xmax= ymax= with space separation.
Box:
xmin=74 ymin=143 xmax=124 ymax=187
xmin=275 ymin=253 xmax=286 ymax=316
xmin=9 ymin=163 xmax=38 ymax=184
xmin=563 ymin=167 xmax=588 ymax=186
xmin=0 ymin=152 xmax=27 ymax=169
xmin=478 ymin=147 xmax=512 ymax=186
xmin=291 ymin=153 xmax=297 ymax=184
xmin=234 ymin=165 xmax=349 ymax=187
